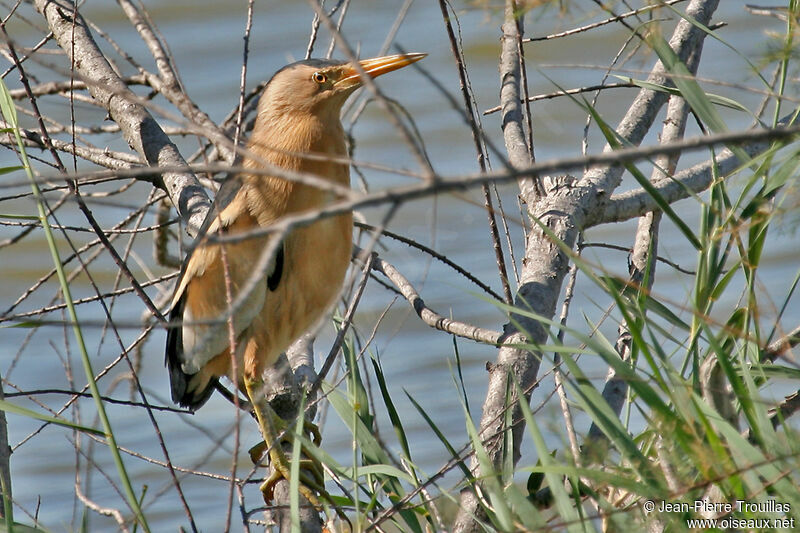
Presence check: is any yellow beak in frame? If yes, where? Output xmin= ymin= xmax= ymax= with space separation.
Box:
xmin=336 ymin=53 xmax=426 ymax=88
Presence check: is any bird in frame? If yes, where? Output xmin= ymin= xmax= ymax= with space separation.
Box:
xmin=165 ymin=52 xmax=425 ymax=505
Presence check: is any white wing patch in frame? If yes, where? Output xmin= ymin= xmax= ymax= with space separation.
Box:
xmin=179 ymin=277 xmax=266 ymax=374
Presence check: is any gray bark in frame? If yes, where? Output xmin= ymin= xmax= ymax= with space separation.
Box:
xmin=0 ymin=377 xmax=10 ymax=519
xmin=453 ymin=1 xmax=720 ymax=530
xmin=33 ymin=0 xmax=211 ymax=237
xmin=262 ymin=354 xmax=322 ymax=533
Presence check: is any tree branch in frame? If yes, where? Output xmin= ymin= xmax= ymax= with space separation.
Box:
xmin=596 ymin=134 xmax=774 ymax=226
xmin=33 ymin=0 xmax=210 ymax=236
xmin=116 ymin=0 xmax=235 ymax=163
xmin=371 ymin=252 xmax=503 ymax=345
xmin=454 ymin=1 xmax=541 ymax=528
xmin=454 ymin=1 xmax=720 ymax=530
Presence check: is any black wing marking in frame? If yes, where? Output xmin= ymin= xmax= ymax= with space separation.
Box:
xmin=267 ymin=242 xmax=284 ymax=292
xmin=165 ymin=291 xmax=217 ymax=410
xmin=164 ymin=174 xmax=240 ymax=410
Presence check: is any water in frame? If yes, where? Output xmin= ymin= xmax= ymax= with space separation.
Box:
xmin=0 ymin=1 xmax=796 ymax=530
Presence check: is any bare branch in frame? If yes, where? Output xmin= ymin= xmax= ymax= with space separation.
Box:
xmin=596 ymin=134 xmax=774 ymax=226
xmin=0 ymin=125 xmax=141 ymax=168
xmin=371 ymin=250 xmax=503 ymax=345
xmin=523 ymin=0 xmax=687 ymax=42
xmin=454 ymin=1 xmax=720 ymax=529
xmin=580 ymin=0 xmax=721 ymax=192
xmin=33 ymin=0 xmax=210 ymax=235
xmin=116 ymin=0 xmax=234 ymax=163
xmin=438 ymin=0 xmax=514 ymax=304
xmin=454 ymin=2 xmax=540 ymax=528
xmin=5 ymin=75 xmax=149 ymax=99
xmin=482 ymin=82 xmax=637 ymax=115
xmin=75 ymin=482 xmax=131 ymax=533
xmin=356 ymin=221 xmax=503 ymax=301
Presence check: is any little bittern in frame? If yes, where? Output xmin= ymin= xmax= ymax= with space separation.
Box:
xmin=165 ymin=53 xmax=425 ymax=505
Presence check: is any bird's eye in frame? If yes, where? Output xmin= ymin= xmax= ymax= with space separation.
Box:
xmin=312 ymin=72 xmax=327 ymax=84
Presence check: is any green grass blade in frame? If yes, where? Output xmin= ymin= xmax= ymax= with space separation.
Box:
xmin=693 ymin=395 xmax=800 ymax=516
xmin=290 ymin=394 xmax=304 ymax=531
xmin=647 ymin=34 xmax=726 ymax=134
xmin=462 ymin=402 xmax=513 ymax=531
xmin=0 ymin=78 xmax=151 ymax=533
xmin=0 ymin=400 xmax=102 ymax=436
xmin=613 ymin=76 xmax=751 ymax=114
xmin=514 ymin=381 xmax=588 ymax=533
xmin=370 ymin=356 xmax=414 ymax=468
xmin=323 ymin=384 xmax=422 ymax=533
xmin=583 ymin=102 xmax=702 ymax=250
xmin=0 ymin=523 xmax=50 ymax=533
xmin=406 ymin=392 xmax=473 ymax=480
xmin=0 ymin=166 xmax=23 ymax=176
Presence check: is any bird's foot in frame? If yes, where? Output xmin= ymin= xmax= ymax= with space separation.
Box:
xmin=249 ymin=432 xmax=327 ymax=506
xmin=247 ymin=413 xmax=323 ymax=467
xmin=242 ymin=383 xmax=328 ymax=507
xmin=247 ymin=431 xmax=324 ymax=484
xmin=251 ymin=440 xmax=327 ymax=505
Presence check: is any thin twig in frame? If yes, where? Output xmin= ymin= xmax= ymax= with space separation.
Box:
xmin=438 ymin=0 xmax=514 ymax=304
xmin=0 ymin=26 xmax=166 ymax=324
xmin=355 ymin=221 xmax=503 ymax=301
xmin=483 ymin=82 xmax=636 ymax=115
xmin=371 ymin=251 xmax=502 ymax=346
xmin=4 ymin=389 xmax=188 ymax=413
xmin=33 ymin=0 xmax=212 ymax=235
xmin=523 ymin=0 xmax=687 ymax=42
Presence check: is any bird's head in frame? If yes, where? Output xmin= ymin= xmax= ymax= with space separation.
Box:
xmin=258 ymin=53 xmax=426 ymax=119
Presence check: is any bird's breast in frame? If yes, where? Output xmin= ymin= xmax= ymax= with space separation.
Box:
xmin=246 ymin=209 xmax=351 ymax=373
xmin=238 ymin=154 xmax=352 ymax=375
xmin=237 ymin=121 xmax=353 ymax=375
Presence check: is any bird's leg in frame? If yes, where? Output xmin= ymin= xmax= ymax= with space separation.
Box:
xmin=243 ymin=376 xmax=326 ymax=506
xmin=246 ymin=419 xmax=325 ymax=486
xmin=248 ymin=417 xmax=323 ymax=453
xmin=247 ymin=415 xmax=322 ymax=464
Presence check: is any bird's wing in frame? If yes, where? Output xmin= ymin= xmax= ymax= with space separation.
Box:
xmin=166 ymin=175 xmax=280 ymax=381
xmin=169 ymin=175 xmax=243 ymax=310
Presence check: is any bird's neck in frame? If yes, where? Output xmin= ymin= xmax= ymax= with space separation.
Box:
xmin=245 ymin=108 xmax=347 ymax=177
xmin=241 ymin=109 xmax=350 ymax=221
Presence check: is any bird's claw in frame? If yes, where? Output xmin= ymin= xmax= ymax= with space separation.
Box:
xmin=248 ymin=441 xmax=325 ymax=486
xmin=252 ymin=436 xmax=349 ymax=524
xmin=258 ymin=445 xmax=327 ymax=506
xmin=247 ymin=419 xmax=323 ymax=470
xmin=248 ymin=440 xmax=268 ymax=466
xmin=245 ymin=409 xmax=328 ymax=506
xmin=243 ymin=378 xmax=331 ymax=508
xmin=248 ymin=416 xmax=321 ymax=462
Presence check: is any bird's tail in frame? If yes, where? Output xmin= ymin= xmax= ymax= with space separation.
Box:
xmin=165 ymin=293 xmax=217 ymax=410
